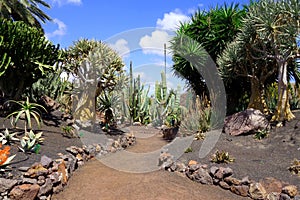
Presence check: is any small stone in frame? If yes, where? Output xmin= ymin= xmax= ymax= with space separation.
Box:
xmin=188 ymin=160 xmax=198 ymax=166
xmin=266 ymin=192 xmax=280 ymax=200
xmin=209 ymin=166 xmax=219 ymax=176
xmin=282 ymin=185 xmax=298 ymax=198
xmin=215 ymin=167 xmax=232 ymax=179
xmin=193 ymin=168 xmax=213 ymax=185
xmin=53 ymin=183 xmax=64 ymax=194
xmin=9 ymin=184 xmax=40 ymax=200
xmin=249 ymin=182 xmax=267 ymax=200
xmin=224 ymin=176 xmax=241 ymax=186
xmin=0 ymin=178 xmax=18 ymax=193
xmin=57 ymin=160 xmax=68 ymax=185
xmin=24 ymin=163 xmax=48 ymax=178
xmin=38 ymin=178 xmax=53 ymax=197
xmin=279 ymin=193 xmax=291 ymax=200
xmin=66 ymin=146 xmax=79 ymax=155
xmin=219 ymin=181 xmax=230 ymax=190
xmin=22 ymin=178 xmax=37 ymax=185
xmin=260 ymin=177 xmax=282 ymax=194
xmin=18 ymin=167 xmax=30 ymax=172
xmin=294 ymin=195 xmax=300 ymax=200
xmin=230 ymin=185 xmax=249 ymax=197
xmin=241 ymin=176 xmax=251 ymax=185
xmin=76 ymin=154 xmax=83 ymax=161
xmin=40 ymin=155 xmax=53 ymax=168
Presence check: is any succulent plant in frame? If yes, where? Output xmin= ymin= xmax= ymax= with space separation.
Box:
xmin=211 ymin=150 xmax=235 ymax=164
xmin=0 ymin=128 xmax=19 ymax=145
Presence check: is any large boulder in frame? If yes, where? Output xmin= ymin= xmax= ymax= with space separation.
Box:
xmin=223 ymin=108 xmax=270 ymax=136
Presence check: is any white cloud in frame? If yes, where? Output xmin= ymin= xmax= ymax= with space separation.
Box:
xmin=156 ymin=9 xmax=190 ymax=31
xmin=45 ymin=18 xmax=67 ymax=39
xmin=139 ymin=30 xmax=172 ymax=56
xmin=108 ymin=39 xmax=130 ymax=58
xmin=52 ymin=0 xmax=82 ymax=6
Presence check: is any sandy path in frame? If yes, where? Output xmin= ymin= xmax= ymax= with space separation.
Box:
xmin=52 ymin=128 xmax=248 ymax=200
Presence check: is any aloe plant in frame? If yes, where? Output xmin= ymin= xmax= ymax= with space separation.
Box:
xmin=23 ymin=130 xmax=44 ymax=144
xmin=0 ymin=144 xmax=16 ymax=171
xmin=5 ymin=97 xmax=47 ymax=129
xmin=0 ymin=128 xmax=19 ymax=145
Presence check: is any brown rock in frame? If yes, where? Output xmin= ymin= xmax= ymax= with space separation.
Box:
xmin=260 ymin=177 xmax=283 ymax=194
xmin=230 ymin=185 xmax=249 ymax=197
xmin=24 ymin=163 xmax=48 ymax=178
xmin=219 ymin=181 xmax=231 ymax=190
xmin=57 ymin=160 xmax=68 ymax=185
xmin=9 ymin=184 xmax=40 ymax=200
xmin=188 ymin=160 xmax=198 ymax=166
xmin=224 ymin=176 xmax=241 ymax=186
xmin=266 ymin=192 xmax=280 ymax=200
xmin=282 ymin=185 xmax=298 ymax=198
xmin=249 ymin=182 xmax=267 ymax=200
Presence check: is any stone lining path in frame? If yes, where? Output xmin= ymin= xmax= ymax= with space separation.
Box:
xmin=52 ymin=127 xmax=248 ymax=200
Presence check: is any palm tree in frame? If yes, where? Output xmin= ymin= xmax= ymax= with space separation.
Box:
xmin=0 ymin=0 xmax=51 ymax=29
xmin=170 ymin=3 xmax=247 ymax=114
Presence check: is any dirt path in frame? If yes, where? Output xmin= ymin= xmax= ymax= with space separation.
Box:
xmin=52 ymin=127 xmax=248 ymax=200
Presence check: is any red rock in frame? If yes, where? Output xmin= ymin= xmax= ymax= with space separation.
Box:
xmin=259 ymin=177 xmax=282 ymax=194
xmin=9 ymin=184 xmax=40 ymax=200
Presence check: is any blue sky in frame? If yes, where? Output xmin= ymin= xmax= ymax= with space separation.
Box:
xmin=42 ymin=0 xmax=250 ymax=93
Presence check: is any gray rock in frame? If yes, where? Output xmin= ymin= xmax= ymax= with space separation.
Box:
xmin=230 ymin=185 xmax=249 ymax=197
xmin=40 ymin=155 xmax=53 ymax=168
xmin=219 ymin=181 xmax=230 ymax=190
xmin=223 ymin=108 xmax=270 ymax=136
xmin=22 ymin=178 xmax=37 ymax=185
xmin=0 ymin=178 xmax=18 ymax=193
xmin=193 ymin=168 xmax=213 ymax=185
xmin=249 ymin=182 xmax=267 ymax=200
xmin=279 ymin=193 xmax=291 ymax=200
xmin=38 ymin=178 xmax=53 ymax=197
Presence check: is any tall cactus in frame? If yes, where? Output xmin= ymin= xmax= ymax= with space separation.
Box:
xmin=125 ymin=61 xmax=151 ymax=124
xmin=0 ymin=36 xmax=10 ymax=77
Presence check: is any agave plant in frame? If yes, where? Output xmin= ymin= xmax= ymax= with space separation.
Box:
xmin=23 ymin=130 xmax=44 ymax=144
xmin=19 ymin=129 xmax=44 ymax=153
xmin=0 ymin=128 xmax=19 ymax=145
xmin=5 ymin=97 xmax=47 ymax=129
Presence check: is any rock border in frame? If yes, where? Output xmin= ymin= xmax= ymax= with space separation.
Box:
xmin=159 ymin=151 xmax=300 ymax=200
xmin=0 ymin=133 xmax=136 ymax=200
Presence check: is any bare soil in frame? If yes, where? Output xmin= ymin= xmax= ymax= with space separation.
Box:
xmin=0 ymin=110 xmax=299 ymax=199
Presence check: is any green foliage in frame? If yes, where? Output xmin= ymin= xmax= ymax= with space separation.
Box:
xmin=184 ymin=147 xmax=193 ymax=153
xmin=211 ymin=150 xmax=235 ymax=164
xmin=152 ymin=71 xmax=183 ymax=127
xmin=19 ymin=129 xmax=44 ymax=153
xmin=6 ymin=97 xmax=47 ymax=129
xmin=0 ymin=128 xmax=19 ymax=145
xmin=61 ymin=125 xmax=77 ymax=138
xmin=125 ymin=62 xmax=151 ymax=125
xmin=0 ymin=19 xmax=60 ymax=100
xmin=0 ymin=0 xmax=51 ymax=29
xmin=265 ymin=83 xmax=278 ymax=113
xmin=97 ymin=90 xmax=120 ymax=126
xmin=0 ymin=36 xmax=10 ymax=77
xmin=25 ymin=66 xmax=73 ymax=110
xmin=254 ymin=129 xmax=269 ymax=140
xmin=170 ymin=3 xmax=247 ymax=104
xmin=180 ymin=94 xmax=211 ymax=135
xmin=288 ymin=159 xmax=300 ymax=176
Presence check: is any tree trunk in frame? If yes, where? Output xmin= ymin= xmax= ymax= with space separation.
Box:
xmin=248 ymin=77 xmax=268 ymax=114
xmin=272 ymin=61 xmax=295 ymax=122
